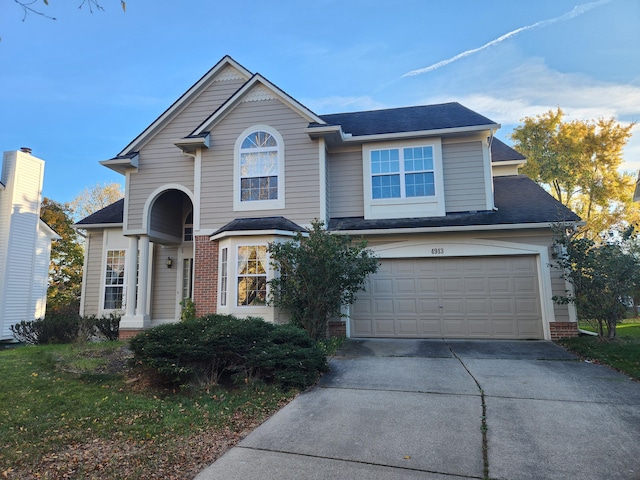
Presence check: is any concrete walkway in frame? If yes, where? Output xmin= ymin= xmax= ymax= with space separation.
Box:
xmin=195 ymin=339 xmax=640 ymax=480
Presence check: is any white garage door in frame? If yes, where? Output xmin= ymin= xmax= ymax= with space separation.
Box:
xmin=351 ymin=256 xmax=543 ymax=339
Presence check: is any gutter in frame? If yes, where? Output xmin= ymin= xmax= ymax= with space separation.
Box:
xmin=331 ymin=221 xmax=581 ymax=236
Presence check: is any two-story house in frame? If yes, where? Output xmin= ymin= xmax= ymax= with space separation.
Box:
xmin=75 ymin=56 xmax=580 ymax=341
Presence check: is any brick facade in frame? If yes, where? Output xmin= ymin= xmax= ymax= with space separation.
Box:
xmin=328 ymin=320 xmax=347 ymax=338
xmin=193 ymin=236 xmax=219 ymax=317
xmin=118 ymin=329 xmax=144 ymax=340
xmin=549 ymin=321 xmax=579 ymax=339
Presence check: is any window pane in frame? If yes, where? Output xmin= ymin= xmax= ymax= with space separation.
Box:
xmin=240 ymin=151 xmax=278 ymax=177
xmin=372 ymin=174 xmax=401 ymax=199
xmin=220 ymin=248 xmax=228 ymax=307
xmin=405 ymin=172 xmax=435 ymax=197
xmin=241 ymin=176 xmax=278 ymax=201
xmin=241 ymin=131 xmax=276 ymax=149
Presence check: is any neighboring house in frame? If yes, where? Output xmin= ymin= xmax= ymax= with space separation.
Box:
xmin=0 ymin=149 xmax=59 ymax=341
xmin=75 ymin=55 xmax=581 ymax=341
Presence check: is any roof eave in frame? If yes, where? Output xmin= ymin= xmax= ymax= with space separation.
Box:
xmin=311 ymin=123 xmax=501 ymax=145
xmin=99 ymin=153 xmax=139 ymax=175
xmin=210 ymin=229 xmax=306 ymax=241
xmin=330 ymin=220 xmax=582 ymax=236
xmin=174 ymin=133 xmax=210 ymax=154
xmin=73 ymin=222 xmax=124 ymax=230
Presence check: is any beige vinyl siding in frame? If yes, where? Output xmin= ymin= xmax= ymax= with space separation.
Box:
xmin=200 ymin=98 xmax=321 ymax=229
xmin=151 ymin=244 xmax=179 ymax=320
xmin=443 ymin=141 xmax=487 ymax=213
xmin=126 ymin=77 xmax=246 ymax=231
xmin=327 ymin=147 xmax=364 ymax=218
xmin=81 ymin=230 xmax=104 ymax=316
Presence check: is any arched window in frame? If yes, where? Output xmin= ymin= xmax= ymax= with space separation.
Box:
xmin=240 ymin=131 xmax=278 ymax=201
xmin=234 ymin=125 xmax=285 ymax=211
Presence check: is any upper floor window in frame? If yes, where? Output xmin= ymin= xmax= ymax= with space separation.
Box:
xmin=234 ymin=125 xmax=285 ymax=211
xmin=371 ymin=146 xmax=435 ymax=199
xmin=363 ymin=139 xmax=444 ymax=220
xmin=240 ymin=131 xmax=278 ymax=201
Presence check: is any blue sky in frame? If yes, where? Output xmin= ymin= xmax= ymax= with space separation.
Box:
xmin=1 ymin=0 xmax=639 ymax=204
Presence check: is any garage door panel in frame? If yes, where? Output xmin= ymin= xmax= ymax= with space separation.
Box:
xmin=396 ymin=299 xmax=418 ymax=314
xmin=489 ymin=298 xmax=514 ymax=315
xmin=351 ymin=256 xmax=543 ymax=339
xmin=396 ymin=278 xmax=417 ymax=294
xmin=418 ymin=319 xmax=443 ymax=335
xmin=374 ymin=319 xmax=395 ymax=335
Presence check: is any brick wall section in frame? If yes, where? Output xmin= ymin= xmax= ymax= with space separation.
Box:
xmin=194 ymin=236 xmax=218 ymax=317
xmin=549 ymin=322 xmax=579 ymax=339
xmin=119 ymin=329 xmax=144 ymax=340
xmin=328 ymin=320 xmax=346 ymax=338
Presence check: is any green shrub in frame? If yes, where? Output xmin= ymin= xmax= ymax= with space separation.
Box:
xmin=94 ymin=312 xmax=121 ymax=341
xmin=10 ymin=313 xmax=121 ymax=345
xmin=11 ymin=313 xmax=82 ymax=345
xmin=129 ymin=314 xmax=328 ymax=389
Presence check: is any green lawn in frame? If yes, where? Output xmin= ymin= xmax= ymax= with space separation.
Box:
xmin=0 ymin=342 xmax=295 ymax=479
xmin=558 ymin=320 xmax=640 ymax=381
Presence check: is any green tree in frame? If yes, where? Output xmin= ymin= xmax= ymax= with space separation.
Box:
xmin=510 ymin=108 xmax=637 ymax=238
xmin=40 ymin=198 xmax=84 ymax=314
xmin=552 ymin=226 xmax=640 ymax=340
xmin=268 ymin=220 xmax=379 ymax=340
xmin=70 ymin=181 xmax=123 ymax=222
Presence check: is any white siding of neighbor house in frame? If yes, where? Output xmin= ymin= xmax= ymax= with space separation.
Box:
xmin=199 ymin=97 xmax=321 ymax=230
xmin=0 ymin=151 xmax=46 ymax=340
xmin=125 ymin=74 xmax=247 ymax=231
xmin=31 ymin=222 xmax=54 ymax=320
xmin=327 ymin=147 xmax=364 ymax=218
xmin=442 ymin=141 xmax=487 ymax=213
xmin=80 ymin=229 xmax=105 ymax=317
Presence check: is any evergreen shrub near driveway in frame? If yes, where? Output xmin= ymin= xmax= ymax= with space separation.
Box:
xmin=129 ymin=314 xmax=329 ymax=389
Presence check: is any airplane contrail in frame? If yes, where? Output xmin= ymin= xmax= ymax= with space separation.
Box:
xmin=402 ymin=0 xmax=613 ymax=77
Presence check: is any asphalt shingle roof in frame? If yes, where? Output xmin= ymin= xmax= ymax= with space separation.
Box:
xmin=213 ymin=216 xmax=306 ymax=235
xmin=74 ymin=198 xmax=124 ymax=226
xmin=491 ymin=138 xmax=526 ymax=162
xmin=328 ymin=175 xmax=580 ymax=231
xmin=314 ymin=102 xmax=497 ymax=136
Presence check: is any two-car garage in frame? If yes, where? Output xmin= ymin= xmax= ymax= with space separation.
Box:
xmin=350 ymin=255 xmax=544 ymax=339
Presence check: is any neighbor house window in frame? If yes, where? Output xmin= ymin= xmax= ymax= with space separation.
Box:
xmin=236 ymin=245 xmax=267 ymax=306
xmin=240 ymin=131 xmax=278 ymax=202
xmin=104 ymin=250 xmax=126 ymax=309
xmin=220 ymin=247 xmax=228 ymax=307
xmin=371 ymin=146 xmax=435 ymax=199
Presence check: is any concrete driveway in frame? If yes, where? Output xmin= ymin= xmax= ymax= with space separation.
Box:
xmin=195 ymin=339 xmax=640 ymax=480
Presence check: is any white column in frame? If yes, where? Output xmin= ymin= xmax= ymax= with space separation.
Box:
xmin=136 ymin=235 xmax=151 ymax=327
xmin=125 ymin=236 xmax=138 ymax=317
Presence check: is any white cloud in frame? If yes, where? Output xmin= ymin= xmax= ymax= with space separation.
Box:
xmin=403 ymin=0 xmax=613 ymax=77
xmin=421 ymin=59 xmax=640 ymax=171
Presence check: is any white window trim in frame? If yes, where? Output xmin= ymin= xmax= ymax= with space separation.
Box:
xmin=102 ymin=248 xmax=127 ymax=312
xmin=233 ymin=124 xmax=285 ymax=211
xmin=363 ymin=138 xmax=445 ymax=220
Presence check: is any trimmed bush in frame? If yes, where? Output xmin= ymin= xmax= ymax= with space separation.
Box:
xmin=10 ymin=313 xmax=121 ymax=345
xmin=11 ymin=313 xmax=82 ymax=345
xmin=129 ymin=314 xmax=328 ymax=389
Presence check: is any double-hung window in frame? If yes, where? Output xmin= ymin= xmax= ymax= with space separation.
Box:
xmin=371 ymin=146 xmax=435 ymax=199
xmin=104 ymin=250 xmax=126 ymax=310
xmin=236 ymin=245 xmax=267 ymax=306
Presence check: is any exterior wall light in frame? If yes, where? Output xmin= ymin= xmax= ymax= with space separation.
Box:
xmin=166 ymin=257 xmax=173 ymax=268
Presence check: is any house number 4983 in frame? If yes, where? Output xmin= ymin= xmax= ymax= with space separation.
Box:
xmin=431 ymin=248 xmax=444 ymax=255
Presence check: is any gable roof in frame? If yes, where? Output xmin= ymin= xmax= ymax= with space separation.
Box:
xmin=328 ymin=175 xmax=580 ymax=232
xmin=491 ymin=138 xmax=526 ymax=163
xmin=117 ymin=56 xmax=252 ymax=157
xmin=313 ymin=102 xmax=499 ymax=138
xmin=73 ymin=198 xmax=124 ymax=228
xmin=190 ymin=73 xmax=326 ymax=136
xmin=212 ymin=216 xmax=306 ymax=236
